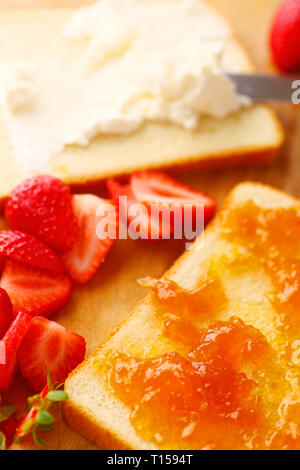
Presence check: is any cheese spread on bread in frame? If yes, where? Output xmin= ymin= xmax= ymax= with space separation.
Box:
xmin=1 ymin=61 xmax=37 ymax=113
xmin=0 ymin=0 xmax=249 ymax=172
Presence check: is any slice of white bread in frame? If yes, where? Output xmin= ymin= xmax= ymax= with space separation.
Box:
xmin=63 ymin=182 xmax=300 ymax=450
xmin=0 ymin=5 xmax=284 ymax=201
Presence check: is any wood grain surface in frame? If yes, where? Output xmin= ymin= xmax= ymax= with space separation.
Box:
xmin=0 ymin=0 xmax=299 ymax=450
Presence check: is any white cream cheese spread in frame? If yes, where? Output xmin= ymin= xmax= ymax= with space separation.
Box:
xmin=1 ymin=61 xmax=37 ymax=113
xmin=0 ymin=0 xmax=250 ymax=172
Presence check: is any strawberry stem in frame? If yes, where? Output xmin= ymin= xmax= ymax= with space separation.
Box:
xmin=15 ymin=375 xmax=68 ymax=447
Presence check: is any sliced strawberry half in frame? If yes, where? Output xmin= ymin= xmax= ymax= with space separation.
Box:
xmin=0 ymin=230 xmax=66 ymax=273
xmin=107 ymin=180 xmax=161 ymax=240
xmin=62 ymin=194 xmax=116 ymax=284
xmin=0 ymin=288 xmax=13 ymax=338
xmin=0 ymin=311 xmax=32 ymax=391
xmin=130 ymin=171 xmax=216 ymax=225
xmin=0 ymin=260 xmax=72 ymax=318
xmin=107 ymin=172 xmax=216 ymax=240
xmin=106 ymin=178 xmax=123 ymax=199
xmin=18 ymin=317 xmax=86 ymax=391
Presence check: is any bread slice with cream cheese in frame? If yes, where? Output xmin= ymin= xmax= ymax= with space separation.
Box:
xmin=0 ymin=5 xmax=283 ymax=201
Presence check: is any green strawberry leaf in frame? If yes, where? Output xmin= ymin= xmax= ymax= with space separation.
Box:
xmin=46 ymin=390 xmax=68 ymax=402
xmin=37 ymin=422 xmax=55 ymax=432
xmin=32 ymin=429 xmax=47 ymax=447
xmin=36 ymin=410 xmax=54 ymax=426
xmin=0 ymin=431 xmax=6 ymax=450
xmin=0 ymin=405 xmax=16 ymax=424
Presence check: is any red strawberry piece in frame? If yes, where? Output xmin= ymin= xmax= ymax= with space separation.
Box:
xmin=0 ymin=402 xmax=18 ymax=448
xmin=107 ymin=171 xmax=216 ymax=240
xmin=0 ymin=311 xmax=32 ymax=391
xmin=0 ymin=288 xmax=13 ymax=338
xmin=0 ymin=230 xmax=65 ymax=273
xmin=106 ymin=178 xmax=124 ymax=199
xmin=18 ymin=317 xmax=86 ymax=391
xmin=107 ymin=180 xmax=161 ymax=240
xmin=0 ymin=257 xmax=4 ymax=275
xmin=0 ymin=260 xmax=72 ymax=318
xmin=270 ymin=0 xmax=300 ymax=72
xmin=5 ymin=175 xmax=79 ymax=254
xmin=63 ymin=195 xmax=116 ymax=284
xmin=130 ymin=171 xmax=216 ymax=224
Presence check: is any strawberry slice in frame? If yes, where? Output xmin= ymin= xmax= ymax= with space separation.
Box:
xmin=106 ymin=178 xmax=123 ymax=198
xmin=0 ymin=260 xmax=72 ymax=318
xmin=18 ymin=317 xmax=86 ymax=391
xmin=5 ymin=175 xmax=79 ymax=254
xmin=0 ymin=288 xmax=13 ymax=338
xmin=130 ymin=171 xmax=216 ymax=225
xmin=107 ymin=171 xmax=216 ymax=240
xmin=62 ymin=195 xmax=116 ymax=284
xmin=0 ymin=312 xmax=32 ymax=391
xmin=107 ymin=181 xmax=161 ymax=240
xmin=0 ymin=257 xmax=4 ymax=276
xmin=0 ymin=230 xmax=66 ymax=273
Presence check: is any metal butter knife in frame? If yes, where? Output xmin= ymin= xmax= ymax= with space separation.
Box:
xmin=228 ymin=73 xmax=300 ymax=102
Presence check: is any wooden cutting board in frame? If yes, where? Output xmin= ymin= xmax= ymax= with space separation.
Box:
xmin=1 ymin=0 xmax=299 ymax=450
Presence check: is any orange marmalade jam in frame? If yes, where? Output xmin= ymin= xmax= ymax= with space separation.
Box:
xmin=139 ymin=276 xmax=227 ymax=348
xmin=220 ymin=201 xmax=300 ymax=336
xmin=109 ymin=317 xmax=268 ymax=450
xmin=106 ymin=201 xmax=300 ymax=449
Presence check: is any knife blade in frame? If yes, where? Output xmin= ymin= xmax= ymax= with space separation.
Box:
xmin=228 ymin=73 xmax=300 ymax=102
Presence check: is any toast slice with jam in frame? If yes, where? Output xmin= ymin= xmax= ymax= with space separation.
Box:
xmin=64 ymin=182 xmax=300 ymax=450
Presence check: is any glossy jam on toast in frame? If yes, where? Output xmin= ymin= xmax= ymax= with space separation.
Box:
xmin=64 ymin=183 xmax=300 ymax=450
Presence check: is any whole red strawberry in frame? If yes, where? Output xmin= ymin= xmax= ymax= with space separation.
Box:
xmin=0 ymin=288 xmax=13 ymax=338
xmin=270 ymin=0 xmax=300 ymax=72
xmin=5 ymin=175 xmax=79 ymax=254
